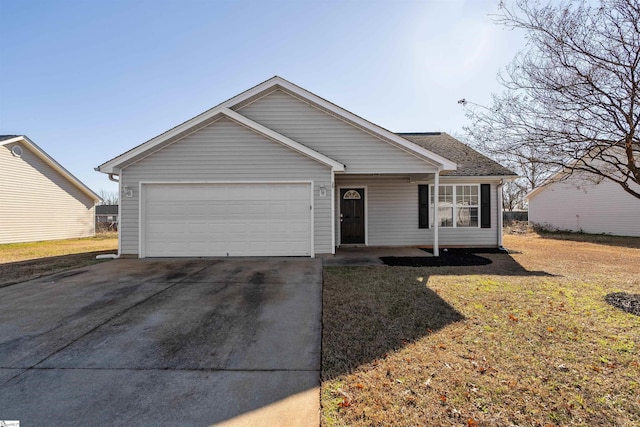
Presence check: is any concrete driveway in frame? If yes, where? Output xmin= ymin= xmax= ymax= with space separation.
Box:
xmin=0 ymin=258 xmax=322 ymax=426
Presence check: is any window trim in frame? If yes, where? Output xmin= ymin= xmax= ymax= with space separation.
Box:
xmin=429 ymin=184 xmax=481 ymax=228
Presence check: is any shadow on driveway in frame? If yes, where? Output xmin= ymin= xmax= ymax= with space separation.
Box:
xmin=0 ymin=250 xmax=115 ymax=288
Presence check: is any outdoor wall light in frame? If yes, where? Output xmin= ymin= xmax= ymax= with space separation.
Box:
xmin=319 ymin=185 xmax=327 ymax=197
xmin=123 ymin=186 xmax=134 ymax=198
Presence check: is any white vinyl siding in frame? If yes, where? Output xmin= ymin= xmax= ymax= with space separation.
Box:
xmin=529 ymin=175 xmax=640 ymax=237
xmin=236 ymin=90 xmax=437 ymax=174
xmin=120 ymin=117 xmax=332 ymax=256
xmin=336 ymin=176 xmax=500 ymax=247
xmin=0 ymin=143 xmax=96 ymax=244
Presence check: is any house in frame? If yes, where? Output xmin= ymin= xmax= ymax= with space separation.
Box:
xmin=96 ymin=77 xmax=516 ymax=258
xmin=527 ymin=170 xmax=640 ymax=237
xmin=96 ymin=204 xmax=119 ymax=230
xmin=1 ymin=135 xmax=101 ymax=244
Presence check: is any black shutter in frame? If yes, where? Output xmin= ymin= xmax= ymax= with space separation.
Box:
xmin=418 ymin=185 xmax=429 ymax=229
xmin=480 ymin=184 xmax=491 ymax=228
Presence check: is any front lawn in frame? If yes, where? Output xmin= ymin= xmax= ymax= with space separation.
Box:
xmin=322 ymin=232 xmax=640 ymax=426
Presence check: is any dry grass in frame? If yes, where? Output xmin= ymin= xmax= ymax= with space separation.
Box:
xmin=322 ymin=232 xmax=640 ymax=427
xmin=0 ymin=232 xmax=118 ymax=287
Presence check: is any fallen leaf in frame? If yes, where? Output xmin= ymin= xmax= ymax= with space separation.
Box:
xmin=337 ymin=396 xmax=351 ymax=408
xmin=468 ymin=418 xmax=479 ymax=427
xmin=439 ymin=394 xmax=447 ymax=403
xmin=508 ymin=313 xmax=519 ymax=322
xmin=355 ymin=383 xmax=364 ymax=389
xmin=547 ymin=327 xmax=555 ymax=333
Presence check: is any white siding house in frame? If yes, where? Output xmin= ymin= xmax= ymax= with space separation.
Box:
xmin=97 ymin=77 xmax=516 ymax=258
xmin=1 ymin=135 xmax=101 ymax=244
xmin=528 ymin=172 xmax=640 ymax=237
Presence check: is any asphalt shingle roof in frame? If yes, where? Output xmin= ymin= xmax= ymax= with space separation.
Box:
xmin=398 ymin=132 xmax=517 ymax=177
xmin=0 ymin=135 xmax=20 ymax=142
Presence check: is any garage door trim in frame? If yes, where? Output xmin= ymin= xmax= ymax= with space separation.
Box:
xmin=139 ymin=181 xmax=315 ymax=258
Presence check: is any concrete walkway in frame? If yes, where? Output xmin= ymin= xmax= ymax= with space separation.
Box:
xmin=0 ymin=258 xmax=322 ymax=426
xmin=322 ymin=246 xmax=430 ymax=266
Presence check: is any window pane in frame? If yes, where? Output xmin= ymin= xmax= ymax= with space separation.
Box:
xmin=430 ymin=185 xmax=453 ymax=227
xmin=439 ymin=185 xmax=453 ymax=204
xmin=439 ymin=207 xmax=453 ymax=227
xmin=456 ymin=185 xmax=479 ymax=208
xmin=457 ymin=207 xmax=478 ymax=227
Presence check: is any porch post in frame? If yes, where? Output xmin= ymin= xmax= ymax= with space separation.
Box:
xmin=433 ymin=170 xmax=440 ymax=257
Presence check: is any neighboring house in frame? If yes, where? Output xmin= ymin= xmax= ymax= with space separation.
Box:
xmin=96 ymin=204 xmax=119 ymax=230
xmin=1 ymin=135 xmax=101 ymax=244
xmin=527 ymin=171 xmax=640 ymax=237
xmin=97 ymin=77 xmax=516 ymax=258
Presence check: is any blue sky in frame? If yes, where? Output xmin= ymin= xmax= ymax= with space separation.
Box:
xmin=0 ymin=0 xmax=525 ymax=194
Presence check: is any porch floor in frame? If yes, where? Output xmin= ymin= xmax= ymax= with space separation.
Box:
xmin=321 ymin=247 xmax=431 ymax=266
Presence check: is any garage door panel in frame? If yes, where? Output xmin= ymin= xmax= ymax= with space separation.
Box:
xmin=143 ymin=183 xmax=312 ymax=257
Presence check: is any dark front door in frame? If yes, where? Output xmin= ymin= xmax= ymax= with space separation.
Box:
xmin=340 ymin=188 xmax=365 ymax=244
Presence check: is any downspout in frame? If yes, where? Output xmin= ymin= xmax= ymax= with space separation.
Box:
xmin=497 ymin=179 xmax=504 ymax=249
xmin=108 ymin=173 xmax=119 ymax=183
xmin=433 ymin=168 xmax=440 ymax=257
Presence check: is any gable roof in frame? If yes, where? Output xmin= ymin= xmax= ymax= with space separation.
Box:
xmin=97 ymin=106 xmax=345 ymax=174
xmin=399 ymin=133 xmax=517 ymax=177
xmin=1 ymin=135 xmax=101 ymax=202
xmin=97 ymin=76 xmax=457 ymax=174
xmin=223 ymin=77 xmax=457 ymax=170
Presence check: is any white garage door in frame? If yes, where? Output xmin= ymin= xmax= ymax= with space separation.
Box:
xmin=142 ymin=183 xmax=312 ymax=257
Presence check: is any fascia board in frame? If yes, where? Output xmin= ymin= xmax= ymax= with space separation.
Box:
xmin=3 ymin=136 xmax=101 ymax=202
xmin=223 ymin=77 xmax=458 ymax=171
xmin=412 ymin=175 xmax=519 ymax=184
xmin=96 ymin=106 xmax=231 ymax=173
xmin=441 ymin=175 xmax=519 ymax=182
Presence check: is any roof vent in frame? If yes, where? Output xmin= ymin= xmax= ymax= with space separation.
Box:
xmin=11 ymin=145 xmax=23 ymax=157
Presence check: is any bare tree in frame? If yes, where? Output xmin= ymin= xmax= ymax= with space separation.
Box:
xmin=98 ymin=189 xmax=118 ymax=205
xmin=502 ymin=180 xmax=529 ymax=211
xmin=463 ymin=0 xmax=640 ymax=199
